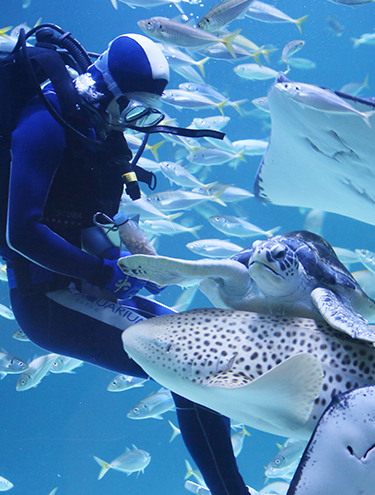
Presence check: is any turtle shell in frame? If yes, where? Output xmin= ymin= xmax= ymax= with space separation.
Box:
xmin=281 ymin=231 xmax=359 ymax=291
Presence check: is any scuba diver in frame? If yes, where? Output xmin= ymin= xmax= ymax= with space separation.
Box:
xmin=0 ymin=26 xmax=250 ymax=495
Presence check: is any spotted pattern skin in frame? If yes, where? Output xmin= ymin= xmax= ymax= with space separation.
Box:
xmin=127 ymin=308 xmax=375 ymax=438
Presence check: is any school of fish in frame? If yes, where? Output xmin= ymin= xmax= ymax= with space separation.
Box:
xmin=3 ymin=0 xmax=375 ymax=493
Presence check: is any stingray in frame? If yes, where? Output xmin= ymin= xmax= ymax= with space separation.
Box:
xmin=288 ymin=385 xmax=375 ymax=495
xmin=254 ymin=73 xmax=375 ymax=226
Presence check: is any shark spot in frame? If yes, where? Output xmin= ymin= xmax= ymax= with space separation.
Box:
xmin=343 ymin=355 xmax=351 ymax=365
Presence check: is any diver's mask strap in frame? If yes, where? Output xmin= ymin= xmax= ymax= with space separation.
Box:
xmin=125 ymin=123 xmax=225 ymax=140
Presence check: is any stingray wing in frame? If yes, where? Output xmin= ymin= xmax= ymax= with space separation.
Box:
xmin=288 ymin=385 xmax=375 ymax=495
xmin=255 ymin=74 xmax=375 ymax=226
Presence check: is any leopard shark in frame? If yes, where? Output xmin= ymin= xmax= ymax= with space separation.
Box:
xmin=122 ymin=308 xmax=375 ymax=440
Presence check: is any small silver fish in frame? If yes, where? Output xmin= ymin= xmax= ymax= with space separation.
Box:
xmin=209 ymin=215 xmax=280 ymax=238
xmin=352 ymin=271 xmax=375 ymax=300
xmin=275 ymin=81 xmax=375 ymax=127
xmin=138 ymin=17 xmax=240 ymax=57
xmin=188 ymin=147 xmax=245 ymax=167
xmin=16 ymin=353 xmax=58 ymax=391
xmin=252 ymin=96 xmax=270 ymax=113
xmin=0 ymin=302 xmax=15 ymax=320
xmin=355 ymin=249 xmax=375 ymax=274
xmin=0 ymin=348 xmax=28 ymax=379
xmin=327 ymin=16 xmax=344 ymax=37
xmin=231 ymin=426 xmax=251 ymax=457
xmin=333 ymin=247 xmax=360 ymax=266
xmin=0 ymin=261 xmax=8 ymax=281
xmin=161 ymin=44 xmax=209 ymax=76
xmin=0 ymin=474 xmax=13 ymax=491
xmin=12 ymin=328 xmax=30 ymax=341
xmin=172 ymin=65 xmax=205 ymax=84
xmin=49 ymin=356 xmax=84 ymax=374
xmin=191 ymin=115 xmax=231 ymax=130
xmin=116 ymin=0 xmax=184 ymax=11
xmin=287 ymin=57 xmax=316 ymax=70
xmin=302 ymin=209 xmax=326 ymax=236
xmin=265 ymin=439 xmax=307 ymax=480
xmin=94 ymin=445 xmax=151 ymax=479
xmin=330 ymin=0 xmax=375 ymax=4
xmin=179 ymin=82 xmax=228 ymax=102
xmin=120 ymin=195 xmax=183 ymax=221
xmin=159 ymin=161 xmax=213 ymax=190
xmin=172 ymin=286 xmax=199 ymax=312
xmin=107 ymin=374 xmax=148 ymax=392
xmin=234 ymin=63 xmax=278 ymax=81
xmin=352 ymin=32 xmax=375 ymax=48
xmin=147 ymin=190 xmax=224 ymax=211
xmin=142 ymin=219 xmax=202 ymax=238
xmin=127 ymin=387 xmax=174 ymax=419
xmin=186 ymin=239 xmax=243 ymax=257
xmin=162 ymin=89 xmax=227 ymax=114
xmin=281 ymin=40 xmax=305 ymax=64
xmin=198 ymin=183 xmax=254 ymax=203
xmin=197 ymin=0 xmax=254 ymax=32
xmin=232 ymin=139 xmax=268 ymax=155
xmin=185 ymin=459 xmax=206 ymax=486
xmin=340 ymin=74 xmax=370 ymax=96
xmin=246 ymin=1 xmax=309 ymax=34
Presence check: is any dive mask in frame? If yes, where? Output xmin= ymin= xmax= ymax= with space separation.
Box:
xmin=117 ymin=95 xmax=164 ymax=128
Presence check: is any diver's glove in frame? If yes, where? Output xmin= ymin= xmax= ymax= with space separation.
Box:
xmin=101 ymin=258 xmax=146 ymax=300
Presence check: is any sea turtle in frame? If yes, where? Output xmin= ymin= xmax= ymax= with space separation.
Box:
xmin=118 ymin=230 xmax=375 ymax=342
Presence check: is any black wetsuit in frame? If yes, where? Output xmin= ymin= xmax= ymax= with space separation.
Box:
xmin=0 ymin=86 xmax=249 ymax=495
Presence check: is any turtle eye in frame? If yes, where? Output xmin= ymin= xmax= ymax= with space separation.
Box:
xmin=272 ymin=247 xmax=287 ymax=260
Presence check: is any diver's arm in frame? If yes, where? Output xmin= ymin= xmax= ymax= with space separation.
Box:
xmin=7 ymin=101 xmax=104 ymax=283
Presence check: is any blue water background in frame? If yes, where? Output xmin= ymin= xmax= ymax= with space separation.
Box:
xmin=2 ymin=0 xmax=375 ymax=493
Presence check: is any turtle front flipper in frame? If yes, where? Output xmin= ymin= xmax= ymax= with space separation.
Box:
xmin=311 ymin=288 xmax=375 ymax=343
xmin=117 ymin=254 xmax=249 ymax=289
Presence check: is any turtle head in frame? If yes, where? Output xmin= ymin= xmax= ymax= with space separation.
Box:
xmin=248 ymin=238 xmax=302 ymax=297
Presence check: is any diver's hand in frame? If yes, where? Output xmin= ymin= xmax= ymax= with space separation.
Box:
xmin=102 ymin=258 xmax=146 ymax=300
